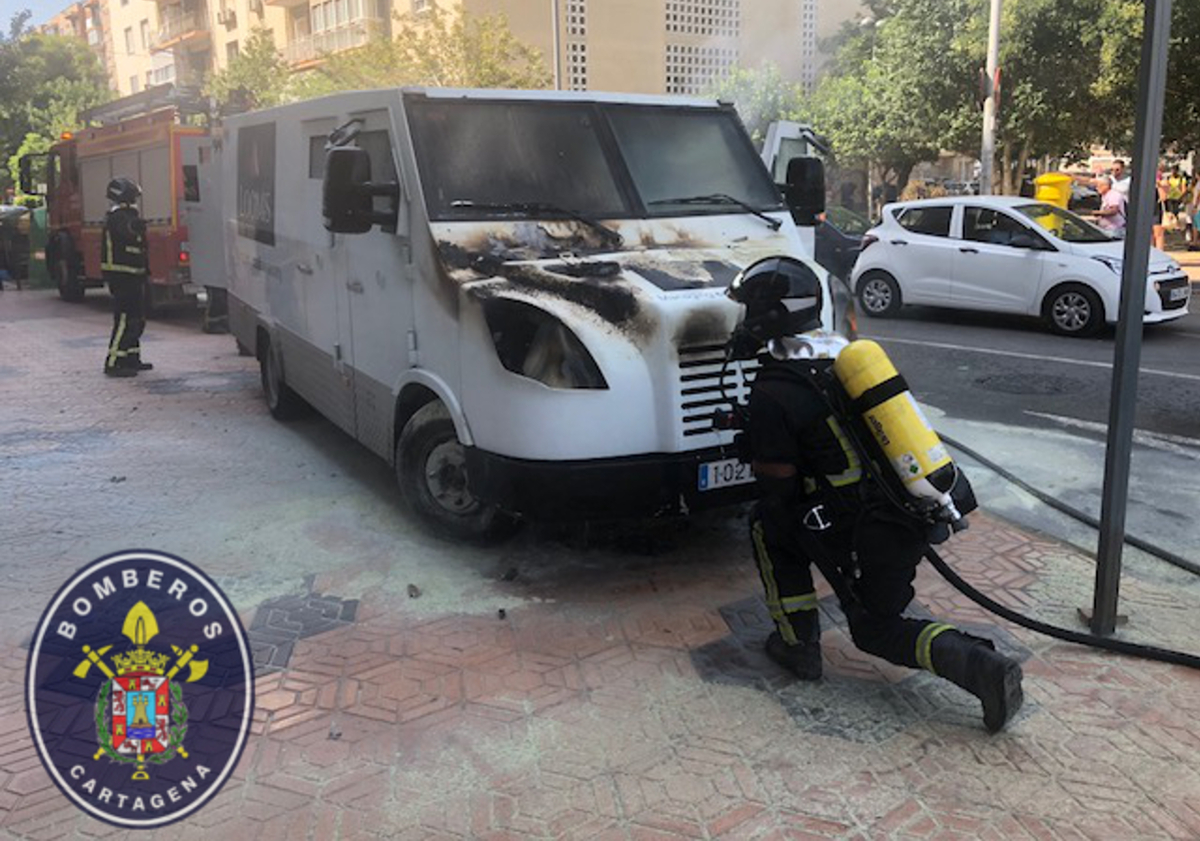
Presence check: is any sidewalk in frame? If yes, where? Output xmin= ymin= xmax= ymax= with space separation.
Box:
xmin=2 ymin=289 xmax=1200 ymax=840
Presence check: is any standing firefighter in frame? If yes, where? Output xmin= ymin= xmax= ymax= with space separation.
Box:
xmin=726 ymin=257 xmax=1024 ymax=733
xmin=101 ymin=177 xmax=153 ymax=377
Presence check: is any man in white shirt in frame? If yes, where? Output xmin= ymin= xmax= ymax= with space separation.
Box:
xmin=1092 ymin=176 xmax=1126 ymax=237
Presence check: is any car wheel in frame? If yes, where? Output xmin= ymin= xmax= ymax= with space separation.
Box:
xmin=857 ymin=271 xmax=902 ymax=317
xmin=54 ymin=254 xmax=85 ymax=302
xmin=1043 ymin=284 xmax=1103 ymax=337
xmin=396 ymin=401 xmax=520 ymax=543
xmin=259 ymin=336 xmax=309 ymax=420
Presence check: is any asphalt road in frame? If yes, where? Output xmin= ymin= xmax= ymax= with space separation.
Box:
xmin=859 ymin=301 xmax=1200 ymax=442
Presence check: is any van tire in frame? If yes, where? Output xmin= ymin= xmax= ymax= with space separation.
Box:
xmin=1043 ymin=283 xmax=1103 ymax=337
xmin=54 ymin=253 xmax=84 ymax=302
xmin=259 ymin=337 xmax=308 ymax=420
xmin=856 ymin=271 xmax=902 ymax=317
xmin=397 ymin=402 xmax=519 ymax=543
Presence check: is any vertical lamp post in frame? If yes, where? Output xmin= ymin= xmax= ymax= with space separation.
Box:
xmin=1091 ymin=0 xmax=1174 ymax=636
xmin=551 ymin=0 xmax=562 ymax=91
xmin=979 ymin=0 xmax=1002 ymax=195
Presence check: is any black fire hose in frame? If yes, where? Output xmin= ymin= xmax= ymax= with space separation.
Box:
xmin=924 ymin=545 xmax=1200 ymax=671
xmin=922 ymin=434 xmax=1200 ymax=670
xmin=939 ymin=432 xmax=1200 ymax=578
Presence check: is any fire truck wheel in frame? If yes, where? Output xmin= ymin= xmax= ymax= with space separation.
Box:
xmin=259 ymin=336 xmax=309 ymax=421
xmin=54 ymin=255 xmax=84 ymax=302
xmin=397 ymin=401 xmax=520 ymax=544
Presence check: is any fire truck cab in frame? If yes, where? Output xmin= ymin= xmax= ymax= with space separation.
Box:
xmin=19 ymin=85 xmax=209 ymax=309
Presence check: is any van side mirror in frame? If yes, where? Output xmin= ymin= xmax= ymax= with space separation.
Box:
xmin=322 ymin=146 xmax=399 ymax=234
xmin=784 ymin=157 xmax=825 ymax=226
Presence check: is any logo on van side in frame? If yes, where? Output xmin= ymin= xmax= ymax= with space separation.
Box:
xmin=237 ymin=122 xmax=276 ymax=246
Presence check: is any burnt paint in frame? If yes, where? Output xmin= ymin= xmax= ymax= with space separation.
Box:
xmin=702 ymin=260 xmax=740 ymax=288
xmin=486 ymin=264 xmax=639 ymax=325
xmin=623 ymin=259 xmax=741 ymax=292
xmin=543 ymin=261 xmax=622 ymax=279
xmin=674 ymin=308 xmax=733 ymax=350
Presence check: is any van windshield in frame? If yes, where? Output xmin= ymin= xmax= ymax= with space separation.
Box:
xmin=407 ymin=97 xmax=781 ymax=222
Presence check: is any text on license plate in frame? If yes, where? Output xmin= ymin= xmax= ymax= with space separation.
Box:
xmin=698 ymin=458 xmax=754 ymax=491
xmin=1170 ymin=286 xmax=1190 ymax=301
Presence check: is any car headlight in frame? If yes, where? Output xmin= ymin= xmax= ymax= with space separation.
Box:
xmin=1092 ymin=256 xmax=1123 ymax=275
xmin=482 ymin=299 xmax=608 ymax=390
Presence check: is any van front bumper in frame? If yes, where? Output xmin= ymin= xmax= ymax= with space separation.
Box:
xmin=465 ymin=447 xmax=758 ymax=520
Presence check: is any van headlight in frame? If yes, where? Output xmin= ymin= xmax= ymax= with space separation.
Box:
xmin=482 ymin=299 xmax=608 ymax=390
xmin=1092 ymin=256 xmax=1123 ymax=275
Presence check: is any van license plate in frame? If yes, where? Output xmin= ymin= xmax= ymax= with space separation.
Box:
xmin=698 ymin=458 xmax=753 ymax=491
xmin=1170 ymin=286 xmax=1189 ymax=301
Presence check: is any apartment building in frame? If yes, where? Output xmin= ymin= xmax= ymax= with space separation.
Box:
xmin=147 ymin=0 xmax=289 ymax=86
xmin=43 ymin=0 xmax=864 ymax=99
xmin=427 ymin=0 xmax=863 ymax=95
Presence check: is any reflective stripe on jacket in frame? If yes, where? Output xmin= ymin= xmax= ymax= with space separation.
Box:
xmin=101 ymin=206 xmax=148 ymax=275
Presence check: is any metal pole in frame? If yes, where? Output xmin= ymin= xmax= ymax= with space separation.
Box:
xmin=1091 ymin=0 xmax=1173 ymax=636
xmin=551 ymin=0 xmax=562 ymax=91
xmin=979 ymin=0 xmax=1002 ymax=196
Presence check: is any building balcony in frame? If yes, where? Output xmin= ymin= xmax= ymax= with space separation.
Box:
xmin=282 ymin=18 xmax=384 ymax=67
xmin=151 ymin=9 xmax=211 ymax=52
xmin=264 ymin=0 xmax=308 ymax=8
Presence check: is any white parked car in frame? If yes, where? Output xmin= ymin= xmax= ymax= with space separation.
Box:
xmin=851 ymin=196 xmax=1191 ymax=336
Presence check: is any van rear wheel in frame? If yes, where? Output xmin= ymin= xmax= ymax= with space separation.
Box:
xmin=397 ymin=402 xmax=519 ymax=543
xmin=259 ymin=337 xmax=308 ymax=420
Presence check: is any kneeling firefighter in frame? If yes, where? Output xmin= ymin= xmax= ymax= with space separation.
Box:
xmin=726 ymin=256 xmax=1023 ymax=733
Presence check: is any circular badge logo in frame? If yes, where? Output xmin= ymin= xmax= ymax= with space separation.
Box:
xmin=25 ymin=550 xmax=254 ymax=828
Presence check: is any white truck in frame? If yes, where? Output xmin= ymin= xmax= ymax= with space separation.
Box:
xmin=199 ymin=87 xmax=834 ymax=540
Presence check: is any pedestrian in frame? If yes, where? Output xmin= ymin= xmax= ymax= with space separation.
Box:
xmin=1153 ymin=172 xmax=1168 ymax=251
xmin=1167 ymin=167 xmax=1186 ymax=218
xmin=1091 ymin=175 xmax=1126 ymax=237
xmin=1190 ymin=179 xmax=1200 ymax=251
xmin=725 ymin=258 xmax=1024 ymax=733
xmin=101 ymin=177 xmax=153 ymax=377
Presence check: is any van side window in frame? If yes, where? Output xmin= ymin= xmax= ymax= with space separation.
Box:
xmin=963 ymin=206 xmax=1036 ymax=247
xmin=308 ymin=136 xmax=325 ymax=179
xmin=895 ymin=206 xmax=952 ymax=237
xmin=356 ymin=130 xmax=398 ymax=214
xmin=355 ymin=130 xmax=397 ymax=183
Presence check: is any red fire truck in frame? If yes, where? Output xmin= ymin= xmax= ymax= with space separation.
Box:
xmin=19 ymin=86 xmax=210 ymax=309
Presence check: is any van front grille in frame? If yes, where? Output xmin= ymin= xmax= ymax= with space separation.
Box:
xmin=678 ymin=344 xmax=759 ymax=438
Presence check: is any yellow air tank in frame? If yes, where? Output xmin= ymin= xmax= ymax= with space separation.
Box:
xmin=832 ymin=340 xmax=960 ymax=518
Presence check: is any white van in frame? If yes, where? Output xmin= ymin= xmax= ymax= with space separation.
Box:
xmin=207 ymin=88 xmax=833 ymax=540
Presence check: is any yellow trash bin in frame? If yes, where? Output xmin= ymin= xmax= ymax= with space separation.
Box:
xmin=1034 ymin=173 xmax=1073 ymax=209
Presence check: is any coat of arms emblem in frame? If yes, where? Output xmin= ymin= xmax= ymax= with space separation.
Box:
xmin=75 ymin=601 xmax=208 ymax=780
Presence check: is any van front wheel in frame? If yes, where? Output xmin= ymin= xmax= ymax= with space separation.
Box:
xmin=397 ymin=402 xmax=519 ymax=543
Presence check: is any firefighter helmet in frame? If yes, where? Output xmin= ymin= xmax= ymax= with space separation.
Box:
xmin=726 ymin=256 xmax=823 ymax=352
xmin=106 ymin=177 xmax=141 ymax=206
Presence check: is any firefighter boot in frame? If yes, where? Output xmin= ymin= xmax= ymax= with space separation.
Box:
xmin=765 ymin=610 xmax=822 ymax=681
xmin=104 ymin=366 xmax=138 ymax=378
xmin=929 ymin=631 xmax=1023 ymax=733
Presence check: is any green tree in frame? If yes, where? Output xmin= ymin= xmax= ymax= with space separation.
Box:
xmin=296 ymin=6 xmax=551 ymax=98
xmin=1 ymin=15 xmax=112 ymax=194
xmin=807 ymin=0 xmax=977 ymax=194
xmin=205 ymin=26 xmax=292 ymax=113
xmin=1093 ymin=1 xmax=1200 ymax=154
xmin=707 ymin=63 xmax=806 ymax=145
xmin=942 ymin=0 xmax=1109 ymax=193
